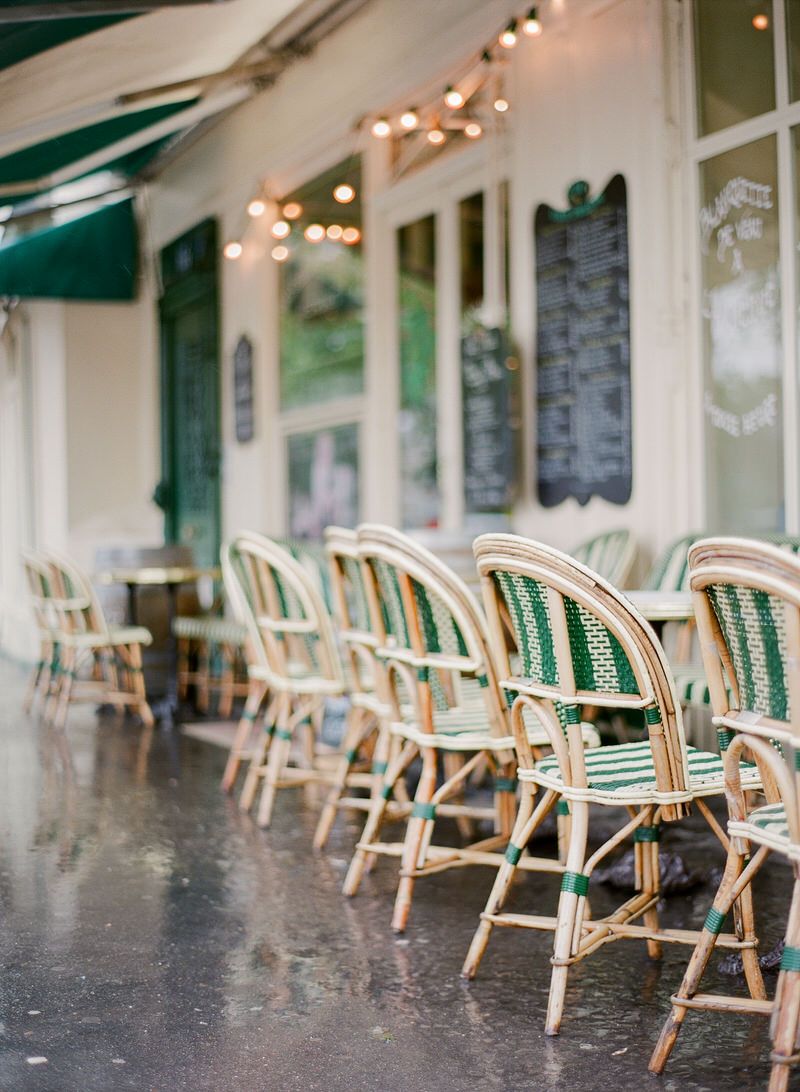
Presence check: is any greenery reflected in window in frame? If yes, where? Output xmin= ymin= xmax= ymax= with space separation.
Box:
xmin=280 ymin=159 xmax=363 ymax=409
xmin=694 ymin=0 xmax=774 ymax=136
xmin=459 ymin=191 xmax=484 ymax=333
xmin=398 ymin=215 xmax=438 ymax=528
xmin=287 ymin=423 xmax=359 ymax=538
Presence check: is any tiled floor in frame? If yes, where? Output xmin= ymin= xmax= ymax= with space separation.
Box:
xmin=0 ymin=660 xmax=793 ymax=1090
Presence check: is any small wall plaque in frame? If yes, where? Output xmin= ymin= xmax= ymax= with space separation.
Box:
xmin=233 ymin=335 xmax=254 ymax=443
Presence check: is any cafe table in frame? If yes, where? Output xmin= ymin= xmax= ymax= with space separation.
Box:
xmin=624 ymin=589 xmax=694 ymax=624
xmin=97 ymin=564 xmax=221 ymax=727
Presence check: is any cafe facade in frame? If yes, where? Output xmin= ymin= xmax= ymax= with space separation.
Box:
xmin=0 ymin=0 xmax=793 ymax=657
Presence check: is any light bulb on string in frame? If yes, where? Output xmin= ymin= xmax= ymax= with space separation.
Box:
xmin=271 ymin=244 xmax=290 ymax=262
xmin=752 ymin=12 xmax=769 ymax=29
xmin=371 ymin=117 xmax=391 ymax=138
xmin=342 ymin=227 xmax=361 ymax=245
xmin=523 ymin=7 xmax=542 ymax=36
xmin=427 ymin=127 xmax=445 ymax=145
xmin=444 ymin=85 xmax=464 ymax=109
xmin=465 ymin=121 xmax=482 ymax=139
xmin=282 ymin=201 xmax=302 ymax=220
xmin=223 ymin=241 xmax=242 ymax=260
xmin=399 ymin=108 xmax=419 ymax=130
xmin=327 ymin=224 xmax=343 ymax=240
xmin=271 ymin=220 xmax=290 ymax=239
xmin=493 ymin=97 xmax=510 ymax=113
xmin=304 ymin=223 xmax=325 ymax=243
xmin=247 ymin=198 xmax=266 ymax=218
xmin=333 ymin=183 xmax=356 ymax=204
xmin=499 ymin=20 xmax=517 ymax=48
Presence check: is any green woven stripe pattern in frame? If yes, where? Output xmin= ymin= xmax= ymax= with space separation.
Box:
xmin=704 ymin=907 xmax=727 ymax=934
xmin=411 ymin=578 xmax=469 ymax=658
xmin=371 ymin=559 xmax=410 ymax=646
xmin=561 ymin=871 xmax=590 ymax=896
xmin=707 ymin=583 xmax=790 ymax=721
xmin=536 ymin=740 xmax=730 ymax=794
xmin=643 ymin=534 xmax=697 ymax=592
xmin=747 ymin=802 xmax=789 ymax=840
xmin=780 ymin=945 xmax=800 ymax=972
xmin=564 ymin=595 xmax=639 ymax=696
xmin=341 ymin=555 xmax=372 ymax=633
xmin=494 ymin=571 xmax=559 ymax=685
xmin=572 ymin=530 xmax=629 ymax=584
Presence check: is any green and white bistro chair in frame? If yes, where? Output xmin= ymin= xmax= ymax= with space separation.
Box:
xmin=572 ymin=528 xmax=637 ymax=587
xmin=173 ymin=610 xmax=249 ymax=717
xmin=313 ymin=526 xmax=410 ymax=850
xmin=650 ymin=539 xmax=800 ymax=1092
xmin=21 ymin=551 xmax=60 ymax=714
xmin=461 ymin=533 xmax=762 ymax=1036
xmin=221 ymin=531 xmax=348 ymax=827
xmin=341 ymin=524 xmax=600 ymax=934
xmin=41 ymin=551 xmax=154 ymax=731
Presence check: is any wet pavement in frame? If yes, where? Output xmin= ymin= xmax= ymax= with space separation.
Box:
xmin=0 ymin=659 xmax=794 ymax=1091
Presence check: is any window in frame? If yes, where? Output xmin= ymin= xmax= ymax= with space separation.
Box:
xmin=287 ymin=424 xmax=359 ymax=538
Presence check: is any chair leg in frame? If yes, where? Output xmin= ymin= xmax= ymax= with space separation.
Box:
xmin=649 ymin=841 xmax=767 ymax=1074
xmin=217 ymin=643 xmax=235 ymax=720
xmin=127 ymin=643 xmax=154 ymax=727
xmin=196 ymin=640 xmax=211 ymax=714
xmin=313 ymin=705 xmax=369 ymax=850
xmin=545 ymin=798 xmax=590 ymax=1036
xmin=768 ymin=876 xmax=800 ymax=1092
xmin=343 ymin=740 xmax=418 ymax=897
xmin=239 ymin=694 xmax=277 ymax=811
xmin=23 ymin=647 xmax=46 ymax=714
xmin=256 ymin=694 xmax=294 ymax=828
xmin=391 ymin=744 xmax=439 ymax=933
xmin=221 ymin=679 xmax=267 ymax=793
xmin=176 ymin=638 xmax=190 ymax=701
xmin=442 ymin=752 xmax=473 ymax=841
xmin=462 ymin=782 xmax=540 ymax=979
xmin=53 ymin=648 xmax=75 ymax=730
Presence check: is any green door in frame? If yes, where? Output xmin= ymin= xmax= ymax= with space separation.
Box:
xmin=158 ymin=219 xmax=221 ymax=568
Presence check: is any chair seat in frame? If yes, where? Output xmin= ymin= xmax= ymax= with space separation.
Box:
xmin=393 ymin=700 xmax=600 ymax=753
xmin=728 ymin=802 xmax=797 ymax=859
xmin=60 ymin=625 xmax=152 ymax=649
xmin=522 ymin=739 xmax=762 ymax=804
xmin=172 ymin=615 xmax=247 ymax=645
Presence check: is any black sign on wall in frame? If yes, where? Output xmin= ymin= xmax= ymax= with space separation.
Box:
xmin=462 ymin=325 xmax=515 ymax=512
xmin=233 ymin=335 xmax=254 ymax=443
xmin=534 ymin=174 xmax=632 ymax=507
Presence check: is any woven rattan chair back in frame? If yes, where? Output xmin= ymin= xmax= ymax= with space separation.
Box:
xmin=474 ymin=533 xmax=690 ymax=818
xmin=275 ymin=536 xmax=333 ymax=612
xmin=222 ymin=531 xmax=343 ymax=695
xmin=356 ymin=524 xmax=509 ymax=739
xmin=571 ymin=528 xmax=636 ymax=588
xmin=22 ymin=551 xmax=56 ymax=634
xmin=324 ymin=526 xmax=382 ymax=698
xmin=43 ymin=551 xmax=108 ymax=638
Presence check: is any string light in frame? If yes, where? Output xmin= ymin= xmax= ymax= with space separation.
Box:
xmin=247 ymin=198 xmax=266 ymax=218
xmin=499 ymin=19 xmax=517 ymax=48
xmin=465 ymin=121 xmax=482 ymax=139
xmin=427 ymin=127 xmax=445 ymax=145
xmin=223 ymin=241 xmax=242 ymax=260
xmin=444 ymin=85 xmax=464 ymax=109
xmin=493 ymin=97 xmax=509 ymax=113
xmin=326 ymin=224 xmax=343 ymax=240
xmin=752 ymin=12 xmax=769 ymax=29
xmin=271 ymin=244 xmax=290 ymax=262
xmin=304 ymin=223 xmax=325 ymax=243
xmin=271 ymin=220 xmax=290 ymax=239
xmin=333 ymin=183 xmax=356 ymax=204
xmin=371 ymin=117 xmax=391 ymax=138
xmin=399 ymin=108 xmax=419 ymax=130
xmin=342 ymin=227 xmax=361 ymax=245
xmin=523 ymin=6 xmax=542 ymax=36
xmin=282 ymin=201 xmax=302 ymax=220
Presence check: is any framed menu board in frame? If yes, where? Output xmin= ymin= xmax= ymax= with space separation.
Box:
xmin=535 ymin=175 xmax=632 ymax=507
xmin=233 ymin=335 xmax=254 ymax=443
xmin=461 ymin=326 xmax=515 ymax=512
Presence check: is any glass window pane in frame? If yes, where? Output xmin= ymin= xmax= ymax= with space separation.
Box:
xmin=700 ymin=135 xmax=783 ymax=532
xmin=398 ymin=214 xmax=438 ymax=528
xmin=279 ymin=159 xmax=363 ymax=410
xmin=459 ymin=191 xmax=484 ymax=332
xmin=788 ymin=0 xmax=800 ymax=100
xmin=694 ymin=0 xmax=775 ymax=136
xmin=287 ymin=423 xmax=359 ymax=538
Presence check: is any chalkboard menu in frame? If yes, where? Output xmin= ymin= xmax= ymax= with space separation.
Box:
xmin=233 ymin=335 xmax=254 ymax=443
xmin=535 ymin=174 xmax=631 ymax=507
xmin=462 ymin=326 xmax=515 ymax=511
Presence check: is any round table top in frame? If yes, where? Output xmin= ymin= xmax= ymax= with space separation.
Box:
xmin=625 ymin=589 xmax=694 ymax=622
xmin=97 ymin=565 xmax=221 ymax=587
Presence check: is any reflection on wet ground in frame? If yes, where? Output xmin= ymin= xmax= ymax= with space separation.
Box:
xmin=0 ymin=660 xmax=793 ymax=1090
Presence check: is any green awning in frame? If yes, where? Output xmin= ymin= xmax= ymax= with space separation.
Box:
xmin=0 ymin=98 xmax=196 ymax=191
xmin=0 ymin=12 xmax=135 ymax=73
xmin=0 ymin=197 xmax=137 ymax=301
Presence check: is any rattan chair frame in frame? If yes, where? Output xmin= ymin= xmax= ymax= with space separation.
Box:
xmin=38 ymin=551 xmax=153 ymax=730
xmin=21 ymin=551 xmax=60 ymax=714
xmin=220 ymin=531 xmax=347 ymax=827
xmin=650 ymin=538 xmax=800 ymax=1091
xmin=341 ymin=524 xmax=574 ymax=933
xmin=462 ymin=533 xmax=763 ymax=1037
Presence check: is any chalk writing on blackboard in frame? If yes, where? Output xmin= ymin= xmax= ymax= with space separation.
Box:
xmin=535 ymin=175 xmax=632 ymax=507
xmin=234 ymin=335 xmax=254 ymax=444
xmin=462 ymin=326 xmax=515 ymax=512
